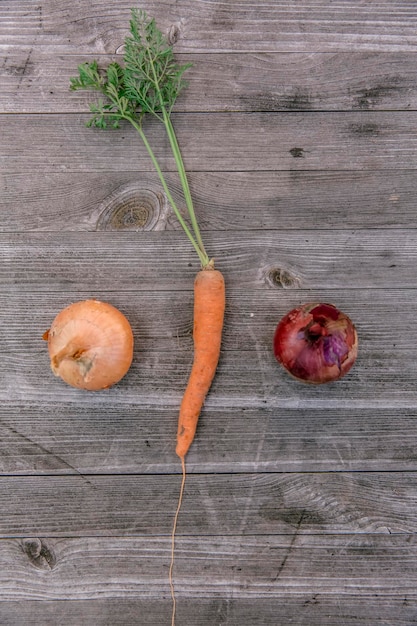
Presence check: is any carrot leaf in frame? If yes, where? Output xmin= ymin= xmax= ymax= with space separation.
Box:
xmin=70 ymin=9 xmax=209 ymax=266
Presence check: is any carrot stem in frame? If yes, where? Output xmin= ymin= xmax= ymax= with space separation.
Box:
xmin=128 ymin=117 xmax=209 ymax=267
xmin=163 ymin=111 xmax=208 ymax=260
xmin=146 ymin=36 xmax=209 ymax=267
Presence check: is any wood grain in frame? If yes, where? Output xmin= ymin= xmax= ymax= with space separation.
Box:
xmin=2 ymin=1 xmax=417 ymax=52
xmin=1 ymin=595 xmax=416 ymax=626
xmin=3 ymin=51 xmax=417 ymax=114
xmin=1 ymin=403 xmax=417 ymax=474
xmin=1 ymin=345 xmax=415 ymax=418
xmin=0 ymin=474 xmax=415 ymax=536
xmin=0 ymin=535 xmax=417 ymax=626
xmin=1 ymin=170 xmax=416 ymax=232
xmin=1 ymin=111 xmax=417 ymax=172
xmin=1 ymin=287 xmax=412 ymax=353
xmin=0 ymin=230 xmax=414 ymax=290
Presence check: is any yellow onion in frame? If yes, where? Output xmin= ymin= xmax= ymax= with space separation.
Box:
xmin=44 ymin=299 xmax=134 ymax=390
xmin=273 ymin=302 xmax=358 ymax=384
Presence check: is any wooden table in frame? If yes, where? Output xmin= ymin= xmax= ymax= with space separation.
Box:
xmin=2 ymin=1 xmax=417 ymax=624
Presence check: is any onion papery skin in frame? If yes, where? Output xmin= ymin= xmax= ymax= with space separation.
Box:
xmin=273 ymin=303 xmax=358 ymax=385
xmin=44 ymin=300 xmax=134 ymax=391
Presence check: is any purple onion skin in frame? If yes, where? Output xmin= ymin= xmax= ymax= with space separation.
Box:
xmin=273 ymin=303 xmax=358 ymax=384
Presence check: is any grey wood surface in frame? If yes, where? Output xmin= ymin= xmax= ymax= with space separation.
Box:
xmin=1 ymin=1 xmax=417 ymax=625
xmin=3 ymin=52 xmax=417 ymax=113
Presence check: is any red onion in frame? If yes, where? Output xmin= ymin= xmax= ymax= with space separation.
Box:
xmin=273 ymin=303 xmax=358 ymax=384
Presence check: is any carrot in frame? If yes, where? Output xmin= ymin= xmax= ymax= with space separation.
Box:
xmin=169 ymin=264 xmax=225 ymax=624
xmin=176 ymin=267 xmax=226 ymax=459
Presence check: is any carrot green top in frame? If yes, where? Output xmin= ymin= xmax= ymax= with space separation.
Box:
xmin=70 ymin=8 xmax=210 ymax=268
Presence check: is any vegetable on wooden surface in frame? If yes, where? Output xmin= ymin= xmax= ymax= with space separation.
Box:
xmin=70 ymin=9 xmax=225 ymax=624
xmin=175 ymin=264 xmax=225 ymax=459
xmin=273 ymin=302 xmax=358 ymax=384
xmin=43 ymin=299 xmax=134 ymax=390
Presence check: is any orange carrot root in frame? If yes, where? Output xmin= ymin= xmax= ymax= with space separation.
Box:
xmin=176 ymin=267 xmax=226 ymax=459
xmin=170 ymin=266 xmax=225 ymax=625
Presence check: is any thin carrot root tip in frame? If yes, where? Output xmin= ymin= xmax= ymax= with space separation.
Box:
xmin=170 ymin=456 xmax=186 ymax=625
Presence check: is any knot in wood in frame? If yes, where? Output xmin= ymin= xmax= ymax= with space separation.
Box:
xmin=110 ymin=202 xmax=149 ymax=229
xmin=289 ymin=147 xmax=305 ymax=158
xmin=167 ymin=19 xmax=185 ymax=45
xmin=96 ymin=183 xmax=166 ymax=231
xmin=22 ymin=538 xmax=56 ymax=571
xmin=267 ymin=267 xmax=300 ymax=289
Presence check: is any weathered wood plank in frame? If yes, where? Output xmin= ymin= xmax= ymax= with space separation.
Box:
xmin=1 ymin=1 xmax=417 ymax=52
xmin=2 ymin=112 xmax=417 ymax=172
xmin=2 ymin=595 xmax=417 ymax=626
xmin=0 ymin=536 xmax=416 ymax=605
xmin=1 ymin=170 xmax=415 ymax=232
xmin=0 ymin=474 xmax=416 ymax=536
xmin=1 ymin=337 xmax=415 ymax=411
xmin=1 ymin=403 xmax=417 ymax=474
xmin=1 ymin=287 xmax=411 ymax=353
xmin=3 ymin=51 xmax=417 ymax=113
xmin=0 ymin=534 xmax=415 ymax=626
xmin=0 ymin=230 xmax=414 ymax=290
